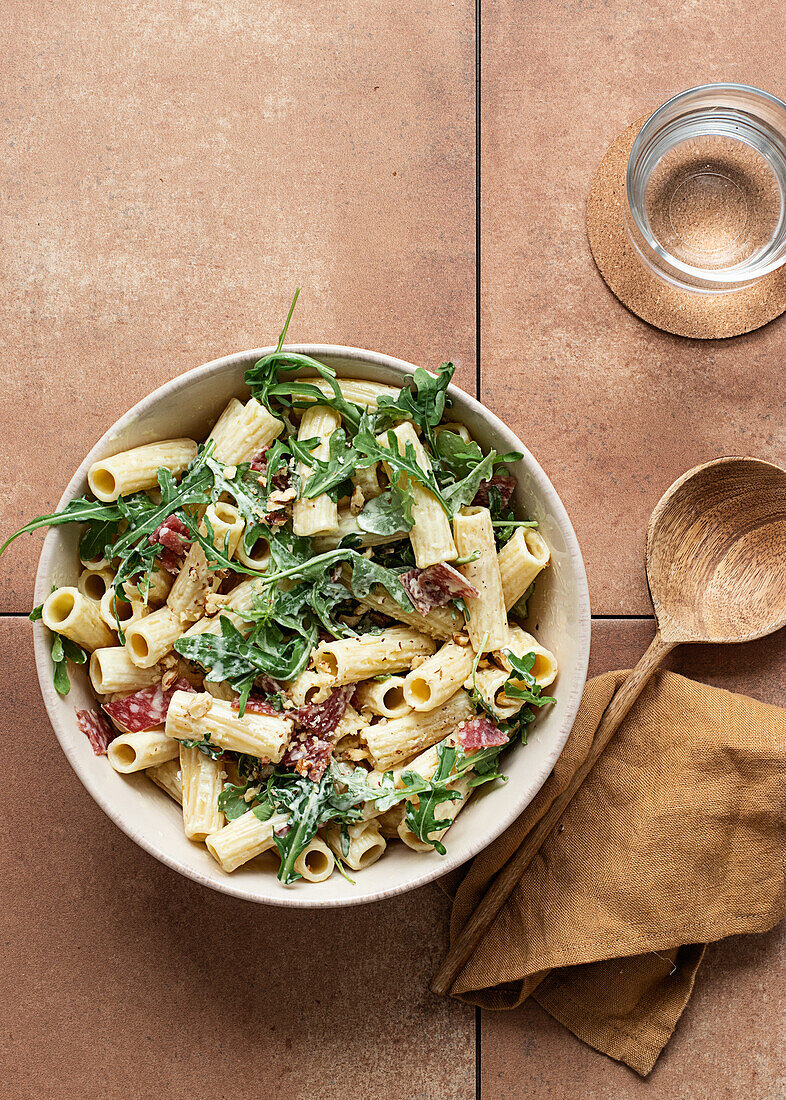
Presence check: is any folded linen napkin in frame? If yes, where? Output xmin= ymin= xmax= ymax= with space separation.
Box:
xmin=438 ymin=669 xmax=785 ymax=1075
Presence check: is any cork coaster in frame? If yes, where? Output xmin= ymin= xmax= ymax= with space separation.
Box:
xmin=587 ymin=114 xmax=786 ymax=339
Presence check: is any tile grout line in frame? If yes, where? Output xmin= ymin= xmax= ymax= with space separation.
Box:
xmin=475 ymin=0 xmax=481 ymax=406
xmin=475 ymin=0 xmax=482 ymax=1095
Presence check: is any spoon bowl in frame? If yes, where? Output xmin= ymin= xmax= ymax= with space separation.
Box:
xmin=647 ymin=456 xmax=786 ymax=644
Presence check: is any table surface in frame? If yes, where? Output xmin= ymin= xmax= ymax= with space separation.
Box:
xmin=1 ymin=2 xmax=784 ymax=1097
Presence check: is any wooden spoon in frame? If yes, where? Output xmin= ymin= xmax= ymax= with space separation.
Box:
xmin=431 ymin=455 xmax=786 ymax=997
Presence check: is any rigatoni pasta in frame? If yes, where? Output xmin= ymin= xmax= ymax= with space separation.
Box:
xmin=7 ymin=324 xmax=560 ymax=887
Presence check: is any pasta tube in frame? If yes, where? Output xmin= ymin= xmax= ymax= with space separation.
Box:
xmin=362 ymin=690 xmax=475 ymax=771
xmin=89 ymin=647 xmax=162 ymax=694
xmin=77 ymin=567 xmax=114 ymax=604
xmin=206 ymin=809 xmax=289 ymax=873
xmin=207 ymin=397 xmax=283 ymax=464
xmin=42 ymin=587 xmax=115 ymax=652
xmin=351 ymin=585 xmax=463 ymax=639
xmin=147 ymin=759 xmax=182 ymax=804
xmin=99 ymin=588 xmax=147 ymax=633
xmin=314 ymin=627 xmax=436 ymax=685
xmin=313 ymin=509 xmax=408 ymax=552
xmin=204 ymin=501 xmax=244 ymax=560
xmin=107 ymin=730 xmax=181 ymax=773
xmin=498 ymin=527 xmax=550 ymax=610
xmin=354 ymin=676 xmax=412 ymax=718
xmin=165 ymin=692 xmax=293 ymax=762
xmin=293 ymin=405 xmax=341 ymax=537
xmin=381 ymin=422 xmax=456 ymax=568
xmin=397 ymin=775 xmax=472 ymax=851
xmin=325 ymin=821 xmax=386 ymax=871
xmin=468 ymin=667 xmax=522 ymax=719
xmin=126 ymin=607 xmax=184 ymax=668
xmin=403 ymin=640 xmax=475 ymax=711
xmin=498 ymin=625 xmax=558 ymax=688
xmin=293 ymin=837 xmax=335 ymax=882
xmin=88 ymin=439 xmax=198 ymax=502
xmin=303 ymin=378 xmax=400 ymax=408
xmin=453 ymin=507 xmax=508 ymax=652
xmin=180 ymin=744 xmax=225 ymax=841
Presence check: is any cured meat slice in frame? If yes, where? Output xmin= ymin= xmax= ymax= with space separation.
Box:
xmin=76 ymin=708 xmax=116 ymax=755
xmin=457 ymin=715 xmax=509 ymax=750
xmin=292 ymin=684 xmax=355 ymax=737
xmin=400 ymin=563 xmax=479 ymax=615
xmin=231 ymin=692 xmax=280 ymax=716
xmin=472 ymin=473 xmax=517 ymax=510
xmin=281 ymin=735 xmax=334 ymax=783
xmin=148 ymin=515 xmax=192 ymax=573
xmin=103 ymin=678 xmax=196 ymax=734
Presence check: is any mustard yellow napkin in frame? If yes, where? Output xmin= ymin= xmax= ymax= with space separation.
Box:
xmin=439 ymin=670 xmax=785 ymax=1075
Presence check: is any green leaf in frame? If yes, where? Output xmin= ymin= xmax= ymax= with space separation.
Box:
xmin=375 ymin=362 xmax=455 ymax=450
xmin=217 ymin=783 xmax=257 ymax=821
xmin=48 ymin=631 xmax=88 ymax=696
xmin=179 ymin=731 xmax=224 ymax=760
xmin=0 ymin=495 xmax=125 ymax=558
xmin=356 ymin=483 xmax=415 ymax=536
xmin=301 ymin=428 xmax=360 ymax=499
xmin=29 ymin=603 xmax=43 ymax=622
xmin=441 ymin=451 xmax=496 ymax=514
xmin=501 ymin=650 xmax=556 ymax=709
xmin=354 ymin=416 xmax=451 ymax=515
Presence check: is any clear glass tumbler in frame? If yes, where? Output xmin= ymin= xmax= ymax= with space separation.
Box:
xmin=626 ymin=84 xmax=786 ymax=293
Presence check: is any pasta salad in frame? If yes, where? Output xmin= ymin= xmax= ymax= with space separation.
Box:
xmin=3 ymin=297 xmax=557 ymax=885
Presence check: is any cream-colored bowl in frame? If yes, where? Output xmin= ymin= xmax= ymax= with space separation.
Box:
xmin=34 ymin=346 xmax=590 ymax=907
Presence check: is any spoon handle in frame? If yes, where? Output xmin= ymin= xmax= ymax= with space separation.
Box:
xmin=430 ymin=629 xmax=677 ymax=998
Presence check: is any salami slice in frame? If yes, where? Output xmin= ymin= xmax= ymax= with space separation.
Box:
xmin=458 ymin=715 xmax=509 ymax=750
xmin=400 ymin=562 xmax=479 ymax=615
xmin=103 ymin=678 xmax=196 ymax=734
xmin=292 ymin=683 xmax=355 ymax=737
xmin=281 ymin=735 xmax=334 ymax=783
xmin=76 ymin=708 xmax=116 ymax=755
xmin=148 ymin=515 xmax=192 ymax=573
xmin=472 ymin=473 xmax=517 ymax=510
xmin=231 ymin=692 xmax=280 ymax=716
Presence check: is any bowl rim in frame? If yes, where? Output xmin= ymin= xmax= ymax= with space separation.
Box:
xmin=33 ymin=344 xmax=591 ymax=908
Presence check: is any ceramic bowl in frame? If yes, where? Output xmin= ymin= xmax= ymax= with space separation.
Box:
xmin=34 ymin=346 xmax=590 ymax=907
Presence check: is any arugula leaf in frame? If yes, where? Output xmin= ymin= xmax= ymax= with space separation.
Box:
xmin=49 ymin=633 xmax=88 ymax=696
xmin=375 ymin=362 xmax=454 ymax=451
xmin=354 ymin=417 xmax=451 ymax=515
xmin=29 ymin=603 xmax=43 ymax=622
xmin=175 ymin=614 xmax=314 ymax=713
xmin=259 ymin=539 xmax=415 ymax=613
xmin=0 ymin=496 xmax=125 ymax=559
xmin=441 ymin=451 xmax=496 ymax=514
xmin=435 ymin=431 xmax=522 ymax=480
xmin=217 ymin=783 xmax=257 ymax=821
xmin=356 ymin=483 xmax=415 ymax=536
xmin=267 ymin=761 xmax=386 ymax=884
xmin=501 ymin=650 xmax=556 ymax=709
xmin=301 ymin=428 xmax=359 ymax=499
xmin=180 ymin=731 xmax=224 ymax=760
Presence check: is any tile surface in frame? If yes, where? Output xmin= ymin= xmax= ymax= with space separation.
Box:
xmin=480 ymin=0 xmax=786 ymax=615
xmin=0 ymin=618 xmax=475 ymax=1100
xmin=0 ymin=0 xmax=476 ymax=611
xmin=480 ymin=617 xmax=786 ymax=1099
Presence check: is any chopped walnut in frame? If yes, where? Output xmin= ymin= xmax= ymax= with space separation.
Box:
xmin=204 ymin=591 xmax=230 ymax=616
xmin=161 ymin=667 xmax=180 ymax=691
xmin=409 ymin=654 xmax=427 ymax=670
xmin=268 ymin=486 xmax=297 ymax=508
xmin=223 ymin=465 xmax=237 ymax=479
xmin=186 ymin=694 xmax=213 ymax=719
xmin=453 ymin=633 xmax=471 ymax=647
xmin=350 ymin=485 xmax=365 ymax=515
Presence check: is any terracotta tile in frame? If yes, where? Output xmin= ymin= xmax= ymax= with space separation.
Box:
xmin=480 ymin=0 xmax=786 ymax=615
xmin=481 ymin=616 xmax=786 ymax=1097
xmin=0 ymin=618 xmax=474 ymax=1099
xmin=0 ymin=0 xmax=476 ymax=611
